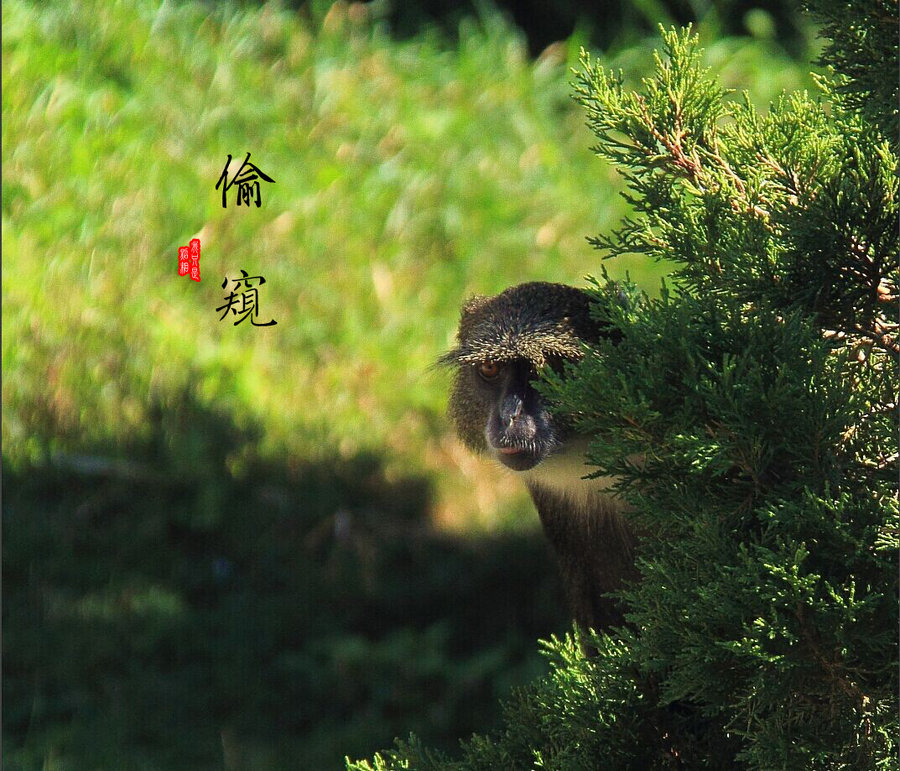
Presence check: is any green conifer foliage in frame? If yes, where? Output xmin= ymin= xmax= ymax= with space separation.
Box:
xmin=349 ymin=3 xmax=898 ymax=768
xmin=801 ymin=0 xmax=899 ymax=139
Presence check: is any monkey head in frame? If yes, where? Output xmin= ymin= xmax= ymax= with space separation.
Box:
xmin=440 ymin=282 xmax=604 ymax=472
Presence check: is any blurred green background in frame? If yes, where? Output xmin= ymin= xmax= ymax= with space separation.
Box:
xmin=2 ymin=0 xmax=816 ymax=767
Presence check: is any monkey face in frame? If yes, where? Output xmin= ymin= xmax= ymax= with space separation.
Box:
xmin=442 ymin=282 xmax=601 ymax=468
xmin=472 ymin=359 xmax=563 ymax=472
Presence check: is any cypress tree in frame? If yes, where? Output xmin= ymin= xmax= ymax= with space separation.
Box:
xmin=349 ymin=1 xmax=898 ymax=767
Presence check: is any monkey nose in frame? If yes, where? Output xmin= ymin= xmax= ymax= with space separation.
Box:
xmin=501 ymin=395 xmax=524 ymax=427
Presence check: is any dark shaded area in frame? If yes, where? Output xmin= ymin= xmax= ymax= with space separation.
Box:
xmin=374 ymin=0 xmax=806 ymax=55
xmin=3 ymin=394 xmax=567 ymax=769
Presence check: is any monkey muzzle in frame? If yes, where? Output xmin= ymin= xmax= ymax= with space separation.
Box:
xmin=487 ymin=390 xmax=552 ymax=471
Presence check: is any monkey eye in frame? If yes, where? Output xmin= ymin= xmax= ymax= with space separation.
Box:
xmin=477 ymin=361 xmax=501 ymax=381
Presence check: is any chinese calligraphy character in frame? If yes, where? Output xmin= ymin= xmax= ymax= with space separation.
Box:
xmin=178 ymin=246 xmax=190 ymax=276
xmin=188 ymin=238 xmax=200 ymax=281
xmin=215 ymin=152 xmax=275 ymax=208
xmin=217 ymin=269 xmax=277 ymax=327
xmin=177 ymin=238 xmax=201 ymax=281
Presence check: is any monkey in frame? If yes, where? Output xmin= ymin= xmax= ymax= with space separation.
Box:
xmin=440 ymin=281 xmax=638 ymax=637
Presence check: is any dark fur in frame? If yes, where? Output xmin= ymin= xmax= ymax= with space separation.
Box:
xmin=529 ymin=483 xmax=637 ymax=631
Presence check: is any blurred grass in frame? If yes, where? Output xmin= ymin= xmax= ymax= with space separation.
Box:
xmin=2 ymin=0 xmax=815 ymax=528
xmin=2 ymin=0 xmax=817 ymax=768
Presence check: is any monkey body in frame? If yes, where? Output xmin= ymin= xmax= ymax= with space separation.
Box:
xmin=442 ymin=282 xmax=637 ymax=634
xmin=528 ymin=472 xmax=637 ymax=632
